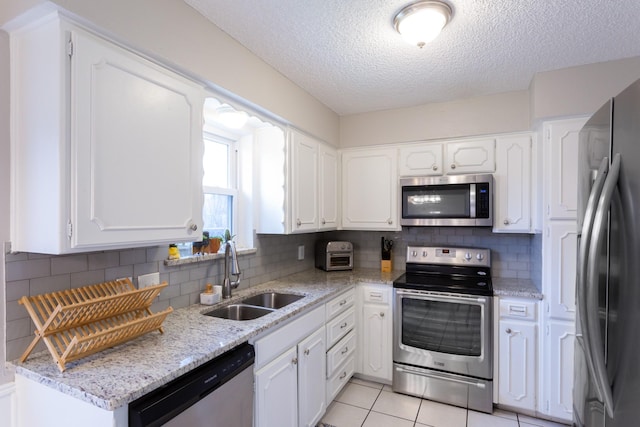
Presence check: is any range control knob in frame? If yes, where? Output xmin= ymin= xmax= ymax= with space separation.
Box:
xmin=411 ymin=250 xmax=418 ymax=257
xmin=422 ymin=250 xmax=428 ymax=257
xmin=476 ymin=253 xmax=484 ymax=261
xmin=464 ymin=252 xmax=472 ymax=261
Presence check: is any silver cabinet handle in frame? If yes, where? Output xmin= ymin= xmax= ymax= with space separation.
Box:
xmin=503 ymin=219 xmax=510 ymax=225
xmin=340 ymin=322 xmax=348 ymax=329
xmin=292 ymin=357 xmax=298 ymax=365
xmin=321 ymin=218 xmax=326 ymax=225
xmin=380 ymin=312 xmax=385 ymax=318
xmin=296 ymin=219 xmax=301 ymax=226
xmin=585 ymin=153 xmax=619 ymax=419
xmin=505 ymin=328 xmax=512 ymax=334
xmin=341 ymin=347 xmax=349 ymax=355
xmin=451 ymin=163 xmax=456 ymax=169
xmin=339 ymin=372 xmax=347 ymax=380
xmin=387 ymin=218 xmax=392 ymax=225
xmin=339 ymin=300 xmax=347 ymax=306
xmin=432 ymin=165 xmax=438 ymax=171
xmin=304 ymin=349 xmax=310 ymax=356
xmin=189 ymin=223 xmax=198 ymax=231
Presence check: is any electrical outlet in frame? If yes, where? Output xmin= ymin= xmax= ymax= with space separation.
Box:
xmin=138 ymin=272 xmax=160 ymax=288
xmin=297 ymin=245 xmax=305 ymax=260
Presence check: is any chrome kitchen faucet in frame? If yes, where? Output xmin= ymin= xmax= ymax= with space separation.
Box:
xmin=222 ymin=241 xmax=241 ymax=299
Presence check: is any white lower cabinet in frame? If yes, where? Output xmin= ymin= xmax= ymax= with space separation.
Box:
xmin=541 ymin=320 xmax=575 ymax=421
xmin=253 ymin=306 xmax=326 ymax=427
xmin=325 ymin=289 xmax=357 ymax=403
xmin=357 ymin=284 xmax=392 ymax=383
xmin=497 ymin=297 xmax=537 ymax=411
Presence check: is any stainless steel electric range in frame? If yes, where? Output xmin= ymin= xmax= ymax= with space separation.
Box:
xmin=392 ymin=245 xmax=493 ymax=413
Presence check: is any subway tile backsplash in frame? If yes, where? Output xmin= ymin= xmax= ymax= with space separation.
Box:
xmin=4 ymin=228 xmax=536 ymax=361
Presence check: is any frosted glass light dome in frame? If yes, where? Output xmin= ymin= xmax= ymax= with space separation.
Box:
xmin=394 ymin=1 xmax=453 ymax=48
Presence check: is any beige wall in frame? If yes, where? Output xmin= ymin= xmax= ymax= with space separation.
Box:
xmin=530 ymin=56 xmax=640 ymax=124
xmin=340 ymin=90 xmax=530 ymax=148
xmin=1 ymin=0 xmax=340 ymax=145
xmin=0 ymin=30 xmax=9 ymax=382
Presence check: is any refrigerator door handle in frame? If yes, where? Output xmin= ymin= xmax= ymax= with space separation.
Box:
xmin=576 ymin=157 xmax=609 ymax=395
xmin=586 ymin=153 xmax=621 ymax=419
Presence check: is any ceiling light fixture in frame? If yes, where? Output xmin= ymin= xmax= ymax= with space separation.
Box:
xmin=394 ymin=1 xmax=453 ymax=48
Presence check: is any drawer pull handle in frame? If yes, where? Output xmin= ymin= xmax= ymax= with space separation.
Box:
xmin=340 ymin=322 xmax=348 ymax=329
xmin=505 ymin=328 xmax=513 ymax=334
xmin=339 ymin=300 xmax=347 ymax=306
xmin=292 ymin=357 xmax=298 ymax=365
xmin=380 ymin=312 xmax=385 ymax=318
xmin=304 ymin=349 xmax=310 ymax=356
xmin=339 ymin=371 xmax=347 ymax=380
xmin=341 ymin=347 xmax=349 ymax=355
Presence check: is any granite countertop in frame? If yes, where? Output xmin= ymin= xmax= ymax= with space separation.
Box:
xmin=10 ymin=268 xmax=401 ymax=412
xmin=492 ymin=277 xmax=542 ymax=300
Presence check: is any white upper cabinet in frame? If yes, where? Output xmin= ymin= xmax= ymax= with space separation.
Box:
xmin=341 ymin=147 xmax=399 ymax=230
xmin=398 ymin=137 xmax=495 ymax=177
xmin=493 ymin=134 xmax=533 ymax=233
xmin=255 ymin=128 xmax=338 ymax=234
xmin=543 ymin=118 xmax=586 ymax=220
xmin=398 ymin=143 xmax=443 ymax=176
xmin=444 ymin=137 xmax=495 ymax=174
xmin=9 ymin=12 xmax=204 ymax=254
xmin=291 ymin=132 xmax=319 ymax=232
xmin=319 ymin=144 xmax=339 ymax=230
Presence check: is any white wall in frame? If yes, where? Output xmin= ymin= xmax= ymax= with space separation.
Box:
xmin=339 ymin=90 xmax=530 ymax=148
xmin=1 ymin=0 xmax=340 ymax=146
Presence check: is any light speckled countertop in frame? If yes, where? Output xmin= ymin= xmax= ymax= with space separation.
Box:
xmin=10 ymin=268 xmax=540 ymax=412
xmin=10 ymin=268 xmax=401 ymax=411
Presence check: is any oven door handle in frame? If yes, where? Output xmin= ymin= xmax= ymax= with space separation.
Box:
xmin=396 ymin=289 xmax=488 ymax=305
xmin=395 ymin=365 xmax=486 ymax=389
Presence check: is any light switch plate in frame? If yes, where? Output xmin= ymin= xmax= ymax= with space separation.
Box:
xmin=138 ymin=272 xmax=160 ymax=288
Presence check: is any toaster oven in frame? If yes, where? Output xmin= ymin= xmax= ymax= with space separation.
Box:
xmin=315 ymin=241 xmax=353 ymax=271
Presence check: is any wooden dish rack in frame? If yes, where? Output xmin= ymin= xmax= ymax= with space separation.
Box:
xmin=19 ymin=278 xmax=172 ymax=372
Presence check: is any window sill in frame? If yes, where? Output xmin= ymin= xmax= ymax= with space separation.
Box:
xmin=163 ymin=247 xmax=257 ymax=267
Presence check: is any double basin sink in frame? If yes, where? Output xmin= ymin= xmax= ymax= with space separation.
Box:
xmin=204 ymin=292 xmax=304 ymax=321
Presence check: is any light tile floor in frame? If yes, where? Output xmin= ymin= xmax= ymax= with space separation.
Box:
xmin=318 ymin=378 xmax=570 ymax=427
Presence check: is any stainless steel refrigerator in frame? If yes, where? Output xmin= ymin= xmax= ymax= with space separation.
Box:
xmin=574 ymin=78 xmax=640 ymax=427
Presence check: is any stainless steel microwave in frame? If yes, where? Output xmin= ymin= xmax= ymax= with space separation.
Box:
xmin=400 ymin=174 xmax=493 ymax=227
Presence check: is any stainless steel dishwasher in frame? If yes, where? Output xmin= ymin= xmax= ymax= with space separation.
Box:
xmin=129 ymin=342 xmax=255 ymax=427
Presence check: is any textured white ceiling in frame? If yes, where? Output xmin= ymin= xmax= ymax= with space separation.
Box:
xmin=184 ymin=0 xmax=640 ymax=115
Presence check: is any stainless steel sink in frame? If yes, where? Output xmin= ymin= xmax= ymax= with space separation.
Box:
xmin=239 ymin=292 xmax=304 ymax=309
xmin=204 ymin=304 xmax=274 ymax=321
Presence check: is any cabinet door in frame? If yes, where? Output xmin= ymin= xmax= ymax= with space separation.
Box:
xmin=291 ymin=132 xmax=318 ymax=232
xmin=545 ymin=222 xmax=577 ymax=320
xmin=341 ymin=148 xmax=398 ymax=230
xmin=298 ymin=327 xmax=326 ymax=427
xmin=361 ymin=303 xmax=392 ymax=381
xmin=319 ymin=144 xmax=339 ymax=230
xmin=72 ymin=29 xmax=203 ymax=248
xmin=493 ymin=134 xmax=532 ymax=233
xmin=544 ymin=118 xmax=586 ymax=220
xmin=543 ymin=321 xmax=575 ymax=422
xmin=255 ymin=347 xmax=298 ymax=427
xmin=445 ymin=138 xmax=495 ymax=174
xmin=498 ymin=319 xmax=537 ymax=410
xmin=398 ymin=143 xmax=443 ymax=176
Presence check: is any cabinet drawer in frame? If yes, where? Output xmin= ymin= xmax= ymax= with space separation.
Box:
xmin=326 ymin=307 xmax=355 ymax=349
xmin=325 ymin=288 xmax=355 ymax=319
xmin=326 ymin=330 xmax=356 ymax=377
xmin=362 ymin=286 xmax=390 ymax=304
xmin=499 ymin=298 xmax=537 ymax=321
xmin=327 ymin=356 xmax=355 ymax=403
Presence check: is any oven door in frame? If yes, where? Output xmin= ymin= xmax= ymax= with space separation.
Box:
xmin=393 ymin=288 xmax=492 ymax=379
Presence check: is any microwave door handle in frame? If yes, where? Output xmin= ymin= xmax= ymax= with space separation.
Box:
xmin=576 ymin=158 xmax=609 ymax=389
xmin=585 ymin=153 xmax=620 ymax=419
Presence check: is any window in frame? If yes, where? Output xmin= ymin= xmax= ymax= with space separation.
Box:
xmin=202 ymin=132 xmax=237 ymax=242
